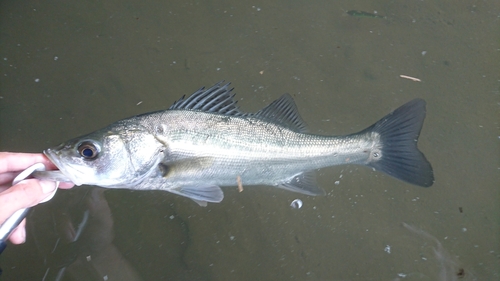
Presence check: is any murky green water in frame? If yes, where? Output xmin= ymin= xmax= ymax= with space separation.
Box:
xmin=1 ymin=0 xmax=498 ymax=280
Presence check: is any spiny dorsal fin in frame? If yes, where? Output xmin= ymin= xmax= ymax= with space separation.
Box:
xmin=252 ymin=94 xmax=308 ymax=133
xmin=169 ymin=82 xmax=308 ymax=132
xmin=169 ymin=82 xmax=242 ymax=116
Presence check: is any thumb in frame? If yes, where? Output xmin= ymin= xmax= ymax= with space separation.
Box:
xmin=39 ymin=180 xmax=58 ymax=203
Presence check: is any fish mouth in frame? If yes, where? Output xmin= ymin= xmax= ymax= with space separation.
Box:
xmin=43 ymin=148 xmax=82 ymax=185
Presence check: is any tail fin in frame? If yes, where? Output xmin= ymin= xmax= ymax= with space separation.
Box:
xmin=363 ymin=99 xmax=434 ymax=187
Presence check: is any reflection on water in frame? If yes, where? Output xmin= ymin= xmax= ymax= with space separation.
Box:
xmin=31 ymin=187 xmax=206 ymax=281
xmin=40 ymin=188 xmax=143 ymax=281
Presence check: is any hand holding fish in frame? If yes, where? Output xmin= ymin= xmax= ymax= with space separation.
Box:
xmin=0 ymin=152 xmax=74 ymax=244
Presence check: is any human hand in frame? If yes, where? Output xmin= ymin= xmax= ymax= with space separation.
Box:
xmin=0 ymin=152 xmax=74 ymax=244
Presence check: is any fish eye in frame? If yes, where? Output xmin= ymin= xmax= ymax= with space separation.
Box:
xmin=77 ymin=141 xmax=100 ymax=159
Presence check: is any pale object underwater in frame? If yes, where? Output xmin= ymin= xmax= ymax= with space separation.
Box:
xmin=399 ymin=223 xmax=476 ymax=281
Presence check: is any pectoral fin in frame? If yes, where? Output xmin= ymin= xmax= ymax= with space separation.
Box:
xmin=159 ymin=157 xmax=215 ymax=178
xmin=278 ymin=171 xmax=325 ymax=196
xmin=168 ymin=185 xmax=224 ymax=206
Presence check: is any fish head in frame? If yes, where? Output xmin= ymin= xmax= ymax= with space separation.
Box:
xmin=44 ymin=124 xmax=164 ymax=187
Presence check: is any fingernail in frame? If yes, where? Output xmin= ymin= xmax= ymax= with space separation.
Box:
xmin=40 ymin=180 xmax=57 ymax=194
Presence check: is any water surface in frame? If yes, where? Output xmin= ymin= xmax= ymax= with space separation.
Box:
xmin=0 ymin=0 xmax=498 ymax=280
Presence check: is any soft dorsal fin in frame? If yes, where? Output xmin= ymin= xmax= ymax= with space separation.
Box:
xmin=169 ymin=82 xmax=242 ymax=116
xmin=253 ymin=94 xmax=308 ymax=133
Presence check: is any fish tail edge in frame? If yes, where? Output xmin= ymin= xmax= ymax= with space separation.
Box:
xmin=363 ymin=99 xmax=434 ymax=187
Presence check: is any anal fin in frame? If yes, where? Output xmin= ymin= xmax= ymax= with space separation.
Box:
xmin=278 ymin=171 xmax=325 ymax=196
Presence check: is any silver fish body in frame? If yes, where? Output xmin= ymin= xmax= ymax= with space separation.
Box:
xmin=35 ymin=83 xmax=434 ymax=206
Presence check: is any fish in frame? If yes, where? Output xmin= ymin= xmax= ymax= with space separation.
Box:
xmin=33 ymin=82 xmax=434 ymax=206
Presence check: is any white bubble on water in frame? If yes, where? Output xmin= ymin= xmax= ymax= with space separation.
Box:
xmin=290 ymin=199 xmax=303 ymax=209
xmin=384 ymin=245 xmax=391 ymax=254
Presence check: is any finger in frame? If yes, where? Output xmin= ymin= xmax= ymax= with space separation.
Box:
xmin=0 ymin=152 xmax=58 ymax=173
xmin=0 ymin=179 xmax=57 ymax=223
xmin=59 ymin=182 xmax=75 ymax=189
xmin=8 ymin=219 xmax=27 ymax=244
xmin=0 ymin=172 xmax=17 ymax=186
xmin=0 ymin=173 xmax=72 ymax=187
xmin=1 ymin=181 xmax=73 ymax=195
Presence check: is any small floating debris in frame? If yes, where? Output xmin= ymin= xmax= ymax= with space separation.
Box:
xmin=399 ymin=75 xmax=422 ymax=82
xmin=384 ymin=245 xmax=391 ymax=254
xmin=347 ymin=10 xmax=386 ymax=19
xmin=236 ymin=175 xmax=243 ymax=192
